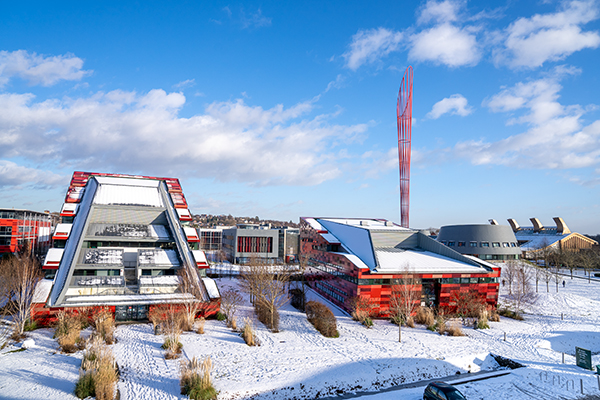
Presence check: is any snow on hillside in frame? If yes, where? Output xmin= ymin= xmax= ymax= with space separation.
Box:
xmin=1 ymin=266 xmax=600 ymax=399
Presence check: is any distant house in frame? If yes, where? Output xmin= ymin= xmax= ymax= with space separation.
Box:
xmin=507 ymin=217 xmax=598 ymax=258
xmin=35 ymin=171 xmax=220 ymax=323
xmin=300 ymin=217 xmax=500 ymax=316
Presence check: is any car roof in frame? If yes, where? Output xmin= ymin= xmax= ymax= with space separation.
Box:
xmin=430 ymin=381 xmax=459 ymax=392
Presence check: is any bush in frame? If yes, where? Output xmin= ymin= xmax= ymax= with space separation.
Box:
xmin=348 ymin=296 xmax=377 ymax=326
xmin=405 ymin=316 xmax=415 ymax=328
xmin=23 ymin=319 xmax=38 ymax=332
xmin=75 ymin=371 xmax=95 ymax=399
xmin=446 ymin=321 xmax=465 ymax=337
xmin=93 ymin=309 xmax=115 ymax=345
xmin=181 ymin=356 xmax=217 ymax=400
xmin=475 ymin=309 xmax=490 ymax=329
xmin=215 ymin=312 xmax=226 ymax=321
xmin=498 ymin=307 xmax=524 ymax=320
xmin=163 ymin=335 xmax=183 ymax=359
xmin=55 ymin=311 xmax=82 ymax=353
xmin=75 ymin=336 xmax=117 ymax=400
xmin=196 ymin=317 xmax=205 ymax=334
xmin=415 ymin=307 xmax=435 ymax=326
xmin=241 ymin=318 xmax=258 ymax=346
xmin=305 ymin=301 xmax=339 ymax=338
xmin=435 ymin=317 xmax=446 ymax=335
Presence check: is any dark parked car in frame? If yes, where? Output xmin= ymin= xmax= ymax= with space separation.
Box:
xmin=423 ymin=381 xmax=467 ymax=400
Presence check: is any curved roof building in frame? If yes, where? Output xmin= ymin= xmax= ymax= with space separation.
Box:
xmin=437 ymin=224 xmax=520 ymax=261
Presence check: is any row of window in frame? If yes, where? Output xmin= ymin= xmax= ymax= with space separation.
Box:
xmin=440 ymin=277 xmax=499 ymax=284
xmin=237 ymin=236 xmax=273 ymax=253
xmin=441 ymin=240 xmax=518 ymax=248
xmin=315 ymin=281 xmax=346 ymax=303
xmin=308 ymin=258 xmax=359 ymax=284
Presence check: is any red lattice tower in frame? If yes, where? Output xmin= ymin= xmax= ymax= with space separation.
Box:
xmin=397 ymin=66 xmax=413 ymax=228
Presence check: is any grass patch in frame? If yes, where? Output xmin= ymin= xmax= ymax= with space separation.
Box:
xmin=498 ymin=307 xmax=524 ymax=321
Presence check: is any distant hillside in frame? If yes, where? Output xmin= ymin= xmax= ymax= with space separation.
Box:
xmin=192 ymin=214 xmax=299 ymax=228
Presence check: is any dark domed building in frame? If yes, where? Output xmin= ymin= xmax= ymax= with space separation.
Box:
xmin=437 ymin=224 xmax=520 ymax=261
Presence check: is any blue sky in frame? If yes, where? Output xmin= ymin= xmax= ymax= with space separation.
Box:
xmin=1 ymin=1 xmax=599 ymax=234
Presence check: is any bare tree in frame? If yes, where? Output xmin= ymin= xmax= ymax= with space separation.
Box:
xmin=578 ymin=250 xmax=599 ymax=283
xmin=389 ymin=264 xmax=420 ymax=342
xmin=507 ymin=264 xmax=536 ymax=317
xmin=542 ymin=265 xmax=552 ymax=293
xmin=560 ymin=249 xmax=577 ymax=279
xmin=503 ymin=260 xmax=518 ymax=295
xmin=177 ymin=265 xmax=204 ymax=331
xmin=0 ymin=250 xmax=43 ymax=337
xmin=220 ymin=288 xmax=244 ymax=325
xmin=240 ymin=260 xmax=289 ymax=332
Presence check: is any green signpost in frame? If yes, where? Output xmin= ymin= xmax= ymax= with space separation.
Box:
xmin=576 ymin=347 xmax=592 ymax=371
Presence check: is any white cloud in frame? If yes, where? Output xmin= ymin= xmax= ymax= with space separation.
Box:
xmin=240 ymin=8 xmax=271 ymax=29
xmin=427 ymin=94 xmax=473 ymax=119
xmin=453 ymin=75 xmax=600 ymax=171
xmin=0 ymin=89 xmax=368 ymax=187
xmin=173 ymin=79 xmax=195 ymax=89
xmin=0 ymin=50 xmax=91 ymax=87
xmin=495 ymin=0 xmax=600 ymax=68
xmin=409 ymin=23 xmax=480 ymax=67
xmin=325 ymin=74 xmax=345 ymax=92
xmin=417 ymin=0 xmax=461 ymax=25
xmin=0 ymin=160 xmax=66 ymax=188
xmin=343 ymin=28 xmax=403 ymax=70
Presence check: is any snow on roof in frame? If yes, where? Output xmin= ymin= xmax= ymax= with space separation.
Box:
xmin=192 ymin=250 xmax=208 ymax=266
xmin=43 ymin=248 xmax=64 ymax=266
xmin=32 ymin=279 xmax=53 ymax=303
xmin=139 ymin=276 xmax=180 ymax=286
xmin=83 ymin=249 xmax=123 ymax=265
xmin=304 ymin=218 xmax=325 ymax=231
xmin=202 ymin=278 xmax=220 ymax=299
xmin=138 ymin=249 xmax=180 ymax=266
xmin=176 ymin=208 xmax=192 ymax=220
xmin=374 ymin=249 xmax=486 ymax=274
xmin=320 ymin=233 xmax=340 ymax=244
xmin=94 ymin=176 xmax=160 ymax=187
xmin=60 ymin=203 xmax=78 ymax=216
xmin=183 ymin=227 xmax=199 ymax=242
xmin=517 ymin=233 xmax=568 ymax=250
xmin=53 ymin=223 xmax=72 ymax=239
xmin=318 ymin=218 xmax=409 ymax=231
xmin=93 ymin=184 xmax=164 ymax=207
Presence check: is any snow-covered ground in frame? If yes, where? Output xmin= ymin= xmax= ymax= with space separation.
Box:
xmin=1 ymin=266 xmax=600 ymax=400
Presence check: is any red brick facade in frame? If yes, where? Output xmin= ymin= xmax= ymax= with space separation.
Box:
xmin=301 ymin=218 xmax=500 ymax=317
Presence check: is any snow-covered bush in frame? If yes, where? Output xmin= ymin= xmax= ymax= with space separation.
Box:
xmin=76 ymin=336 xmax=117 ymax=400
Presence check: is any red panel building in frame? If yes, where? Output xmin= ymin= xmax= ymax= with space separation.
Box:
xmin=300 ymin=218 xmax=500 ymax=316
xmin=0 ymin=209 xmax=52 ymax=259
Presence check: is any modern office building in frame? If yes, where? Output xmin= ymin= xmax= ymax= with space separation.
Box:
xmin=35 ymin=171 xmax=219 ymax=322
xmin=436 ymin=224 xmax=521 ymax=261
xmin=300 ymin=217 xmax=500 ymax=316
xmin=0 ymin=209 xmax=52 ymax=259
xmin=222 ymin=224 xmax=299 ymax=264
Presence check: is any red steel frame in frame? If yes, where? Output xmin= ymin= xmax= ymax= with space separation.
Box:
xmin=397 ymin=66 xmax=413 ymax=228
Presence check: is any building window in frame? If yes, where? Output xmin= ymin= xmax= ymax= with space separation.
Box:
xmin=510 ymin=243 xmax=517 ymax=247
xmin=492 ymin=242 xmax=500 ymax=248
xmin=470 ymin=241 xmax=477 ymax=247
xmin=502 ymin=242 xmax=509 ymax=247
xmin=440 ymin=240 xmax=447 ymax=245
xmin=458 ymin=241 xmax=465 ymax=247
xmin=481 ymin=242 xmax=489 ymax=247
xmin=448 ymin=241 xmax=455 ymax=247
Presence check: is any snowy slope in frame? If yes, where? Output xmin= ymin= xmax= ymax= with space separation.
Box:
xmin=1 ymin=265 xmax=600 ymax=399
